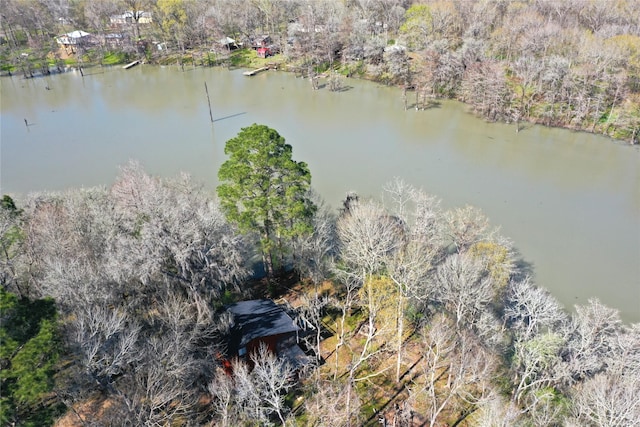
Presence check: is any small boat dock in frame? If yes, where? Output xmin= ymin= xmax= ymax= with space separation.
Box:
xmin=243 ymin=66 xmax=269 ymax=76
xmin=123 ymin=60 xmax=141 ymax=70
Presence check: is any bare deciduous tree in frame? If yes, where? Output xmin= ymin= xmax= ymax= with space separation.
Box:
xmin=504 ymin=277 xmax=569 ymax=341
xmin=208 ymin=369 xmax=238 ymax=427
xmin=511 ymin=331 xmax=567 ymax=413
xmin=109 ymin=161 xmax=249 ymax=301
xmin=563 ymin=298 xmax=624 ymax=381
xmin=410 ymin=313 xmax=497 ymax=427
xmin=296 ymin=293 xmax=330 ymax=363
xmin=303 ymin=378 xmax=360 ymax=427
xmin=70 ymin=304 xmax=142 ymax=390
xmin=219 ymin=344 xmax=296 ymax=426
xmin=570 ymin=364 xmax=640 ymax=427
xmin=473 ymin=391 xmax=522 ymax=427
xmin=433 ymin=253 xmax=494 ymax=329
xmin=250 ymin=344 xmax=295 ymax=426
xmin=337 ymin=197 xmax=402 ymax=283
xmin=293 ymin=191 xmax=337 ymax=286
xmin=460 ymin=60 xmax=511 ymax=122
xmin=442 ymin=205 xmax=490 ymax=254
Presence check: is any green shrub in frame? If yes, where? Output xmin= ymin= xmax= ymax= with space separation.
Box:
xmin=0 ymin=290 xmax=65 ymax=426
xmin=102 ymin=51 xmax=129 ymax=66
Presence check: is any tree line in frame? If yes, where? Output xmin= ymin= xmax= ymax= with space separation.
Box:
xmin=1 ymin=0 xmax=639 ymax=143
xmin=1 ymin=124 xmax=638 ymax=425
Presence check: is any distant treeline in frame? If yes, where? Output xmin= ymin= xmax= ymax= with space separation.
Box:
xmin=1 ymin=0 xmax=638 ymax=142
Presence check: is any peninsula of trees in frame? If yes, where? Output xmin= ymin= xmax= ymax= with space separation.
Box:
xmin=1 ymin=0 xmax=639 ymax=143
xmin=1 ymin=123 xmax=638 ymax=425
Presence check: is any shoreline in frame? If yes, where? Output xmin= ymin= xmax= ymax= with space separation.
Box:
xmin=3 ymin=57 xmax=638 ymax=148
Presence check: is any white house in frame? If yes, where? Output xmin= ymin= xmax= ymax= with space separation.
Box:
xmin=109 ymin=11 xmax=153 ymax=25
xmin=55 ymin=30 xmax=90 ymax=46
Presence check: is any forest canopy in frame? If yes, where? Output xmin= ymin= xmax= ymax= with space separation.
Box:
xmin=2 ymin=0 xmax=639 ymax=423
xmin=1 ymin=159 xmax=638 ymax=426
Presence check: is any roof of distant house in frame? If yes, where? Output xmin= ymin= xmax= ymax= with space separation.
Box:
xmin=227 ymin=299 xmax=298 ymax=350
xmin=55 ymin=30 xmax=90 ymax=45
xmin=219 ymin=36 xmax=237 ymax=45
xmin=65 ymin=30 xmax=90 ymax=38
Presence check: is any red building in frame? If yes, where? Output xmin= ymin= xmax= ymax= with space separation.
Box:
xmin=221 ymin=299 xmax=309 ymax=374
xmin=257 ymin=47 xmax=272 ymax=58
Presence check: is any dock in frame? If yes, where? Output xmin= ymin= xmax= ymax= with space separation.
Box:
xmin=123 ymin=60 xmax=141 ymax=70
xmin=243 ymin=66 xmax=269 ymax=76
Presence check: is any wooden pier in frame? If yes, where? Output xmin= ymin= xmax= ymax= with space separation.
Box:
xmin=243 ymin=66 xmax=269 ymax=76
xmin=123 ymin=60 xmax=141 ymax=70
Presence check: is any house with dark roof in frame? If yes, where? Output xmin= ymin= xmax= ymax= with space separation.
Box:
xmin=222 ymin=299 xmax=310 ymax=373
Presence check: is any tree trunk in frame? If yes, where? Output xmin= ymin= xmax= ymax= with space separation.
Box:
xmin=396 ymin=295 xmax=404 ymax=382
xmin=261 ymin=240 xmax=274 ymax=279
xmin=277 ymin=235 xmax=286 ymax=275
xmin=263 ymin=249 xmax=274 ymax=278
xmin=345 ymin=372 xmax=354 ymax=427
xmin=402 ymin=85 xmax=407 ymax=111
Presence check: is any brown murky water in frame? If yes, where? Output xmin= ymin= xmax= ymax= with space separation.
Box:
xmin=2 ymin=65 xmax=639 ymax=321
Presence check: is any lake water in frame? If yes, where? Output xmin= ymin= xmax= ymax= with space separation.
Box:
xmin=1 ymin=65 xmax=639 ymax=322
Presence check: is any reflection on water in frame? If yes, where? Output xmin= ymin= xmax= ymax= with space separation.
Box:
xmin=1 ymin=65 xmax=639 ymax=321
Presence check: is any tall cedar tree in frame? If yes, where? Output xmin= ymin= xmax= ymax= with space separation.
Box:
xmin=217 ymin=124 xmax=315 ymax=278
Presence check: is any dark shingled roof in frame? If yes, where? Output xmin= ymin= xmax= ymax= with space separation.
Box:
xmin=227 ymin=299 xmax=298 ymax=352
